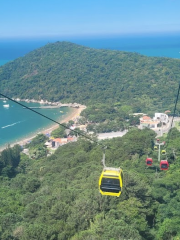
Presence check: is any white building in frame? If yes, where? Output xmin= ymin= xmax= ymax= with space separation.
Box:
xmin=153 ymin=113 xmax=169 ymax=124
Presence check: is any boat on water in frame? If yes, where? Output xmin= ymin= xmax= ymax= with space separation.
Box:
xmin=3 ymin=100 xmax=7 ymax=103
xmin=3 ymin=104 xmax=9 ymax=108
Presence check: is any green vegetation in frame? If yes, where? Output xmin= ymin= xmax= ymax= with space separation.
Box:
xmin=51 ymin=125 xmax=67 ymax=138
xmin=1 ymin=128 xmax=180 ymax=239
xmin=83 ymin=104 xmax=140 ymax=133
xmin=27 ymin=134 xmax=48 ymax=159
xmin=0 ymin=144 xmax=21 ymax=177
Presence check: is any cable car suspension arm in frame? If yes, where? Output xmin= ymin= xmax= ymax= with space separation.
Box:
xmin=102 ymin=147 xmax=107 ymax=168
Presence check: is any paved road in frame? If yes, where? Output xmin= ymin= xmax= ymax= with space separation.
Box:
xmin=97 ymin=130 xmax=128 ymax=140
xmin=155 ymin=116 xmax=174 ymax=136
xmin=97 ymin=117 xmax=180 ymax=140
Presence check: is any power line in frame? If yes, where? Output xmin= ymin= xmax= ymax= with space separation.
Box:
xmin=166 ymin=82 xmax=180 ymax=149
xmin=0 ymin=93 xmax=106 ymax=149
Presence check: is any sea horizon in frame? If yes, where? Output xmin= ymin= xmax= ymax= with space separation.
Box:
xmin=0 ymin=33 xmax=180 ymax=65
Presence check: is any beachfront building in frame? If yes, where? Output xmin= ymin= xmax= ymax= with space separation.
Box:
xmin=51 ymin=136 xmax=77 ymax=148
xmin=52 ymin=138 xmax=68 ymax=148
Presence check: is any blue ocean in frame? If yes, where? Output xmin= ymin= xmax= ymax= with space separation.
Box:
xmin=0 ymin=33 xmax=180 ymax=148
xmin=0 ymin=99 xmax=71 ymax=149
xmin=0 ymin=33 xmax=180 ymax=64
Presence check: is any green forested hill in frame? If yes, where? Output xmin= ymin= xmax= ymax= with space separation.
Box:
xmin=1 ymin=41 xmax=180 ymax=113
xmin=1 ymin=128 xmax=180 ymax=239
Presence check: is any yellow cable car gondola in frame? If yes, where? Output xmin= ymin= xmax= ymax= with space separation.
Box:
xmin=99 ymin=167 xmax=123 ymax=197
xmin=161 ymin=150 xmax=166 ymax=155
xmin=154 ymin=146 xmax=158 ymax=151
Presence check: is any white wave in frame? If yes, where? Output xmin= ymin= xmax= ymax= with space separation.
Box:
xmin=1 ymin=121 xmax=21 ymax=129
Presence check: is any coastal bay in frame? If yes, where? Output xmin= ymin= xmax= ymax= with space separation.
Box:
xmin=0 ymin=99 xmax=85 ymax=151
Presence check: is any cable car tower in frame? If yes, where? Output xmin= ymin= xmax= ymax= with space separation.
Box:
xmin=155 ymin=140 xmax=165 ymax=163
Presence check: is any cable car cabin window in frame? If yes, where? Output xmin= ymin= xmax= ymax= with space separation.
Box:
xmin=100 ymin=177 xmax=121 ymax=193
xmin=147 ymin=160 xmax=152 ymax=165
xmin=161 ymin=164 xmax=168 ymax=169
xmin=101 ymin=177 xmax=120 ymax=186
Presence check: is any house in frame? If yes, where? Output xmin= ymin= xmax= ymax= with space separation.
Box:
xmin=52 ymin=138 xmax=68 ymax=148
xmin=70 ymin=125 xmax=76 ymax=130
xmin=67 ymin=136 xmax=77 ymax=142
xmin=78 ymin=125 xmax=87 ymax=132
xmin=140 ymin=116 xmax=151 ymax=122
xmin=153 ymin=113 xmax=169 ymax=124
xmin=45 ymin=141 xmax=51 ymax=147
xmin=139 ymin=115 xmax=160 ymax=129
xmin=140 ymin=120 xmax=160 ymax=129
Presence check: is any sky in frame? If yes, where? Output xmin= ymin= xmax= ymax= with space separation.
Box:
xmin=0 ymin=0 xmax=180 ymax=39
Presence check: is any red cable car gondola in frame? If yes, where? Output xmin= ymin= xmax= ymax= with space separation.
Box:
xmin=160 ymin=160 xmax=169 ymax=170
xmin=146 ymin=158 xmax=153 ymax=166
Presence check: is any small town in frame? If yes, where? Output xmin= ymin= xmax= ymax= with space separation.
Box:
xmin=22 ymin=111 xmax=175 ymax=157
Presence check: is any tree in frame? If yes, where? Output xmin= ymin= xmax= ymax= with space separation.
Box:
xmin=51 ymin=125 xmax=67 ymax=138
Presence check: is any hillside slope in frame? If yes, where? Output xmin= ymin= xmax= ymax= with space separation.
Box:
xmin=1 ymin=128 xmax=180 ymax=239
xmin=0 ymin=41 xmax=180 ymax=111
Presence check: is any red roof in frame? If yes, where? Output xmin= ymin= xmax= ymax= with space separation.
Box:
xmin=142 ymin=116 xmax=151 ymax=120
xmin=67 ymin=137 xmax=74 ymax=142
xmin=54 ymin=138 xmax=62 ymax=143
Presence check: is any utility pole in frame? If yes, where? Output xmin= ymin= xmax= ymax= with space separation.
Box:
xmin=155 ymin=167 xmax=159 ymax=179
xmin=158 ymin=128 xmax=163 ymax=137
xmin=158 ymin=144 xmax=161 ymax=162
xmin=155 ymin=141 xmax=164 ymax=162
xmin=172 ymin=148 xmax=176 ymax=160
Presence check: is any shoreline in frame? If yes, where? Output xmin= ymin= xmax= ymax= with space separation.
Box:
xmin=0 ymin=105 xmax=86 ymax=152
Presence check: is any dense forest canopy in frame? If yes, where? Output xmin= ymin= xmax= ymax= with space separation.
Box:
xmin=0 ymin=41 xmax=180 ymax=114
xmin=1 ymin=128 xmax=180 ymax=239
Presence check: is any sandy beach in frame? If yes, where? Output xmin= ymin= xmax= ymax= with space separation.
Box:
xmin=0 ymin=105 xmax=86 ymax=152
xmin=41 ymin=105 xmax=86 ymax=134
